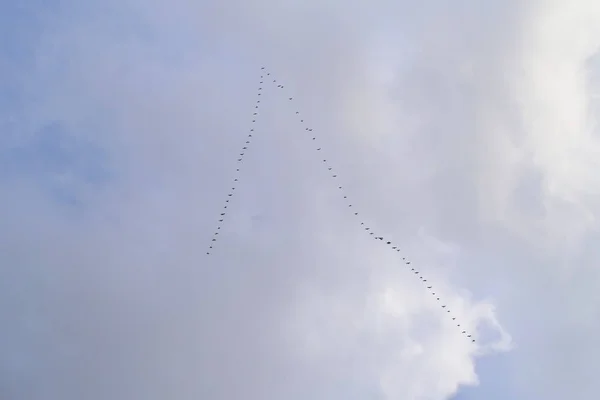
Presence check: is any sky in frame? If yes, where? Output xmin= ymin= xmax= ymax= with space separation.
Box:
xmin=1 ymin=0 xmax=600 ymax=399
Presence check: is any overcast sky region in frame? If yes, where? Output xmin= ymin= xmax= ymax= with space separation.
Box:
xmin=2 ymin=0 xmax=600 ymax=399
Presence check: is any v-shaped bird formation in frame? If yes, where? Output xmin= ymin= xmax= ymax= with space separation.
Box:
xmin=205 ymin=67 xmax=476 ymax=344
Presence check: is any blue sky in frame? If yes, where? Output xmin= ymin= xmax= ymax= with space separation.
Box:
xmin=2 ymin=1 xmax=600 ymax=399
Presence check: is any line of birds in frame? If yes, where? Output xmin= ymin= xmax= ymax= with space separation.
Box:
xmin=263 ymin=67 xmax=475 ymax=343
xmin=205 ymin=72 xmax=263 ymax=255
xmin=204 ymin=66 xmax=475 ymax=344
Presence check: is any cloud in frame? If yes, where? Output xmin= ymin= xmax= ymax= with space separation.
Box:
xmin=5 ymin=0 xmax=600 ymax=399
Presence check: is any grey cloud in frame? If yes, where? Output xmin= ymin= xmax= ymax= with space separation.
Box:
xmin=5 ymin=0 xmax=600 ymax=399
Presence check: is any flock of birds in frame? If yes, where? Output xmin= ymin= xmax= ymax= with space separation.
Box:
xmin=205 ymin=67 xmax=475 ymax=343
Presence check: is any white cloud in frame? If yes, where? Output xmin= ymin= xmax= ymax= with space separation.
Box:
xmin=5 ymin=0 xmax=600 ymax=399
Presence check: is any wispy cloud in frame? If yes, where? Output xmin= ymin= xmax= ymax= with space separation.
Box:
xmin=2 ymin=1 xmax=600 ymax=399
